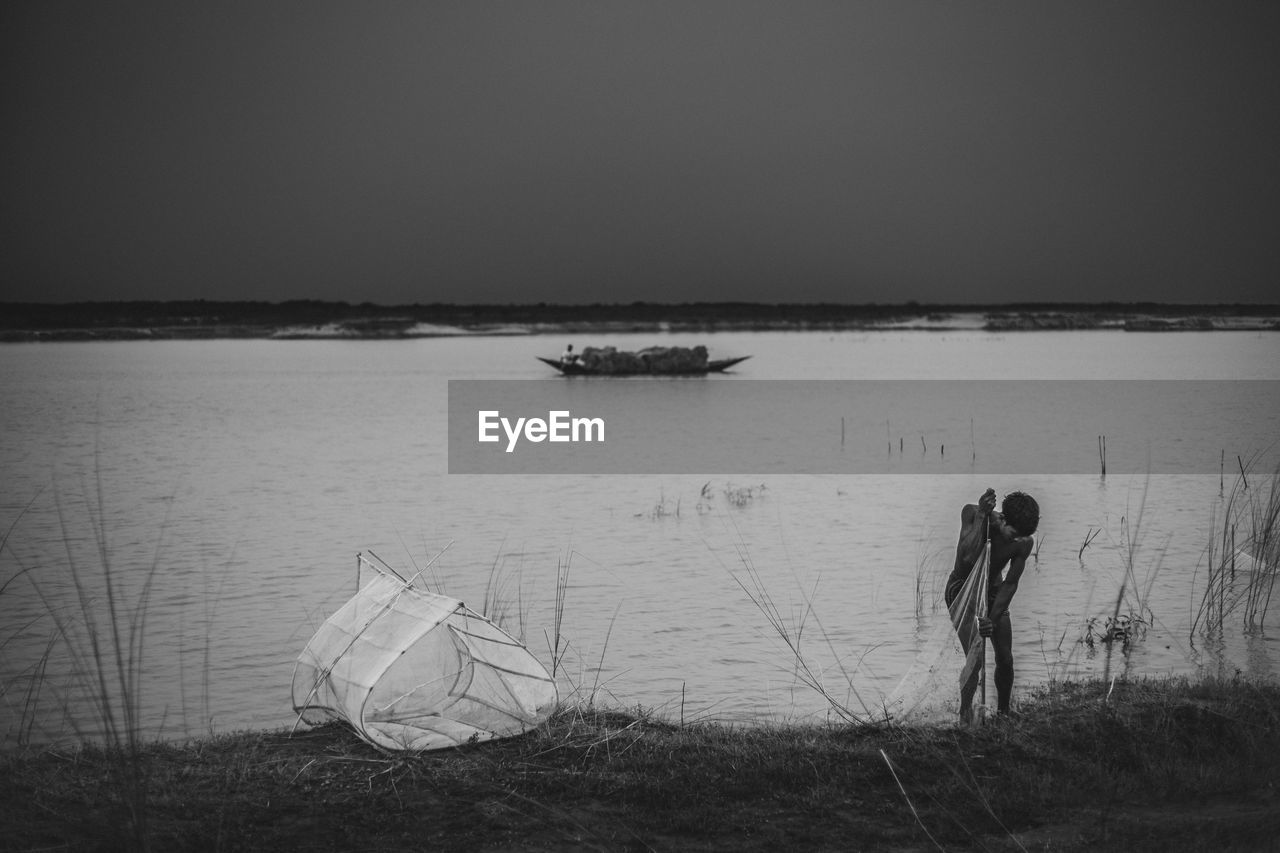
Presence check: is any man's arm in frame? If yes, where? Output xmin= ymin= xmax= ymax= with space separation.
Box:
xmin=986 ymin=539 xmax=1032 ymax=625
xmin=955 ymin=489 xmax=997 ymax=566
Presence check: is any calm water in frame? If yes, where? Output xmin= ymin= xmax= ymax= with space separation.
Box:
xmin=2 ymin=330 xmax=1278 ymax=745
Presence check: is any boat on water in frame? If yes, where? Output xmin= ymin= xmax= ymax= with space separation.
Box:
xmin=539 ymin=355 xmax=751 ymax=375
xmin=538 ymin=345 xmax=750 ymax=376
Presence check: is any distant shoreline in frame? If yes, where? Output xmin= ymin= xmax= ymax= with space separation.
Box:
xmin=2 ymin=300 xmax=1277 ymax=341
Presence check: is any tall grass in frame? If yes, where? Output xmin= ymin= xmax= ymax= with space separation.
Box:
xmin=1071 ymin=475 xmax=1171 ymax=690
xmin=0 ymin=489 xmax=43 ymax=595
xmin=1193 ymin=489 xmax=1239 ymax=638
xmin=478 ymin=540 xmax=533 ymax=643
xmin=913 ymin=534 xmax=946 ymax=618
xmin=716 ymin=536 xmax=878 ymax=726
xmin=1 ymin=490 xmax=49 ymax=747
xmin=538 ymin=548 xmax=628 ymax=712
xmin=546 ymin=549 xmax=572 ymax=681
xmin=1239 ymin=468 xmax=1280 ymax=628
xmin=1193 ymin=460 xmax=1280 ymax=638
xmin=7 ymin=476 xmax=173 ymax=851
xmin=1102 ymin=487 xmax=1149 ymax=685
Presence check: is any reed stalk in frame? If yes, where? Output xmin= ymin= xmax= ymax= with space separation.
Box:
xmin=1078 ymin=527 xmax=1100 ymax=560
xmin=1240 ymin=471 xmax=1279 ymax=628
xmin=717 ymin=536 xmax=875 ymax=725
xmin=481 ymin=539 xmax=527 ymax=638
xmin=546 ymin=550 xmax=572 ymax=680
xmin=1101 ymin=478 xmax=1159 ymax=689
xmin=1193 ymin=459 xmax=1279 ymax=638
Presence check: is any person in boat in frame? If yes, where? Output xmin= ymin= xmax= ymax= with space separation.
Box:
xmin=945 ymin=487 xmax=1039 ymax=722
xmin=560 ymin=344 xmax=578 ymax=365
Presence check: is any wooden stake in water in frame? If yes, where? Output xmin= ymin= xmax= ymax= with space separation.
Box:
xmin=1098 ymin=435 xmax=1107 ymax=477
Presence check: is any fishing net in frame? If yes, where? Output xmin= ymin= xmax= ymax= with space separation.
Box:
xmin=292 ymin=556 xmax=558 ymax=752
xmin=884 ymin=538 xmax=991 ymax=725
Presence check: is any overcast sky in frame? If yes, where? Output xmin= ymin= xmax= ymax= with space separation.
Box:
xmin=3 ymin=2 xmax=1278 ymax=305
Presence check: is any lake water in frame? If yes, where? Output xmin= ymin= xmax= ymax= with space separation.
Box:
xmin=2 ymin=329 xmax=1278 ymax=746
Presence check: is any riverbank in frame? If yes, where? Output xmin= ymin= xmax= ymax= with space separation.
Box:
xmin=3 ymin=676 xmax=1278 ymax=851
xmin=2 ymin=300 xmax=1278 ymax=341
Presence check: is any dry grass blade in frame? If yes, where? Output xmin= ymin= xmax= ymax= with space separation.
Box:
xmin=1078 ymin=527 xmax=1100 ymax=560
xmin=586 ymin=601 xmax=623 ymax=708
xmin=0 ymin=488 xmax=45 ymax=597
xmin=946 ymin=743 xmax=1030 ymax=852
xmin=879 ymin=748 xmax=945 ymax=852
xmin=546 ymin=550 xmax=572 ymax=680
xmin=716 ymin=536 xmax=872 ymax=725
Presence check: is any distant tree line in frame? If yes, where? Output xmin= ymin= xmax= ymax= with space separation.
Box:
xmin=2 ymin=299 xmax=1277 ymax=333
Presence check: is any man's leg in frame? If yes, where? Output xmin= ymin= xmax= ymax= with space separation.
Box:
xmin=991 ymin=611 xmax=1014 ymax=713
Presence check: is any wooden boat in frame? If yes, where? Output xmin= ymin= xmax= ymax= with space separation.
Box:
xmin=537 ymin=354 xmax=750 ymax=376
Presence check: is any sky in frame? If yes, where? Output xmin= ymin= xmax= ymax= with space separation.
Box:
xmin=3 ymin=2 xmax=1278 ymax=305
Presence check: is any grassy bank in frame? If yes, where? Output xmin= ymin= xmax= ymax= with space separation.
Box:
xmin=3 ymin=676 xmax=1278 ymax=852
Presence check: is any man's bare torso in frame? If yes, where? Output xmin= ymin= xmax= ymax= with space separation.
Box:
xmin=950 ymin=504 xmax=1029 ymax=589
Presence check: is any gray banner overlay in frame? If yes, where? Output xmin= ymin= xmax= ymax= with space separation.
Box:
xmin=448 ymin=380 xmax=1279 ymax=475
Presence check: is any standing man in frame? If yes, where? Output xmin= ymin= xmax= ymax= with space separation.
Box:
xmin=945 ymin=488 xmax=1040 ymax=722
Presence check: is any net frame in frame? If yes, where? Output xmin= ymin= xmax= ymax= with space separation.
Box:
xmin=292 ymin=555 xmax=558 ymax=751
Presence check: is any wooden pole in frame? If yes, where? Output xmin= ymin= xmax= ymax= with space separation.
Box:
xmin=979 ymin=519 xmax=990 ymax=714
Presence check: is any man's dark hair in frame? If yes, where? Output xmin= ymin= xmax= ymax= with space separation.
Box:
xmin=1002 ymin=492 xmax=1040 ymax=537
